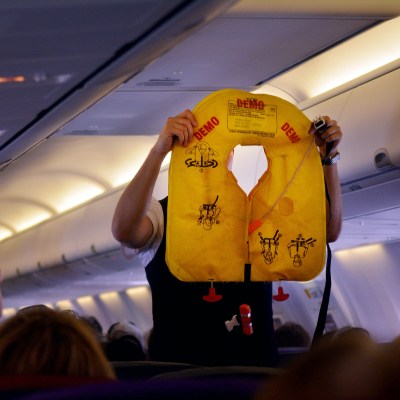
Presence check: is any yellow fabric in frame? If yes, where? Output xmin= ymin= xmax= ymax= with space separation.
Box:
xmin=166 ymin=89 xmax=326 ymax=282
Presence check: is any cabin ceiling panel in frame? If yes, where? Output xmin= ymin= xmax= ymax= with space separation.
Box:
xmin=1 ymin=135 xmax=157 ymax=182
xmin=0 ymin=0 xmax=231 ymax=163
xmin=121 ymin=17 xmax=379 ymax=91
xmin=0 ymin=56 xmax=107 ymax=149
xmin=56 ymin=91 xmax=216 ymax=136
xmin=0 ymin=135 xmax=157 ymax=233
xmin=55 ymin=13 xmax=382 ymax=138
xmin=227 ymin=0 xmax=400 ymax=17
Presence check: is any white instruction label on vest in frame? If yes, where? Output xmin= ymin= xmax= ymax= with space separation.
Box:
xmin=227 ymin=99 xmax=277 ymax=137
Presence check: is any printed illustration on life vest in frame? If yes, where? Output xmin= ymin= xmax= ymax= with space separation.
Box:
xmin=287 ymin=234 xmax=316 ymax=267
xmin=198 ymin=196 xmax=221 ymax=230
xmin=185 ymin=141 xmax=218 ymax=172
xmin=258 ymin=230 xmax=282 ymax=265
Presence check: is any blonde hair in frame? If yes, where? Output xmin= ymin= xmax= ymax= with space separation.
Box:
xmin=0 ymin=308 xmax=115 ymax=379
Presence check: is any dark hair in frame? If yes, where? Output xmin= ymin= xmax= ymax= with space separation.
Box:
xmin=0 ymin=308 xmax=115 ymax=378
xmin=274 ymin=322 xmax=311 ymax=348
xmin=106 ymin=320 xmax=146 ymax=361
xmin=106 ymin=336 xmax=146 ymax=361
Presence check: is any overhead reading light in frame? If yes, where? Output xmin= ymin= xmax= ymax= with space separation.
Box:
xmin=258 ymin=17 xmax=400 ymax=102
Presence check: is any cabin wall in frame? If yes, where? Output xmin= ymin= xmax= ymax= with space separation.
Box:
xmin=57 ymin=237 xmax=400 ymax=345
xmin=331 ymin=241 xmax=400 ymax=342
xmin=271 ymin=241 xmax=400 ymax=343
xmin=54 ymin=285 xmax=153 ymax=340
xmin=272 ymin=274 xmax=355 ymax=340
xmin=3 ymin=241 xmax=400 ymax=346
xmin=0 ymin=166 xmax=169 ymax=281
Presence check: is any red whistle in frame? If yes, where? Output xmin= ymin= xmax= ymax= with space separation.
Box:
xmin=203 ymin=286 xmax=222 ymax=303
xmin=240 ymin=304 xmax=253 ymax=336
xmin=273 ymin=286 xmax=289 ymax=302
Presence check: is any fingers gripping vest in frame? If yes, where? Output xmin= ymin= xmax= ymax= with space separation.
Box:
xmin=166 ymin=89 xmax=326 ymax=283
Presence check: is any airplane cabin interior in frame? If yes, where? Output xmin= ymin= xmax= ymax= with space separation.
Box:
xmin=0 ymin=2 xmax=400 ymax=391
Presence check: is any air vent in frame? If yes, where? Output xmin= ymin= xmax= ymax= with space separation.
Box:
xmin=137 ymin=78 xmax=181 ymax=87
xmin=375 ymin=148 xmax=394 ymax=170
xmin=348 ymin=184 xmax=362 ymax=192
xmin=69 ymin=130 xmax=99 ymax=135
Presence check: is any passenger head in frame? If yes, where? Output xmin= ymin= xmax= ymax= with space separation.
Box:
xmin=257 ymin=328 xmax=379 ymax=400
xmin=106 ymin=320 xmax=147 ymax=361
xmin=16 ymin=304 xmax=52 ymax=314
xmin=0 ymin=308 xmax=115 ymax=379
xmin=274 ymin=322 xmax=311 ymax=348
xmin=107 ymin=320 xmax=145 ymax=350
xmin=370 ymin=336 xmax=400 ymax=398
xmin=80 ymin=315 xmax=105 ymax=343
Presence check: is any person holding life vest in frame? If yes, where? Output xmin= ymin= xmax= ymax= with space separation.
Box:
xmin=112 ymin=91 xmax=343 ymax=366
xmin=166 ymin=90 xmax=338 ymax=283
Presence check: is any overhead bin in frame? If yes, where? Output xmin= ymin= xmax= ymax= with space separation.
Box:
xmin=0 ymin=167 xmax=169 ymax=280
xmin=0 ymin=192 xmax=119 ymax=279
xmin=303 ymin=67 xmax=400 ymax=184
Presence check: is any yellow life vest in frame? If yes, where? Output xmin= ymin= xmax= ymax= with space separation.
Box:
xmin=166 ymin=89 xmax=326 ymax=283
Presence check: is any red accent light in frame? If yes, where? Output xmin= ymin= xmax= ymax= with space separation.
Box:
xmin=0 ymin=76 xmax=25 ymax=84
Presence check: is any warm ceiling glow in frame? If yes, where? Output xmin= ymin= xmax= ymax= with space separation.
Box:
xmin=2 ymin=308 xmax=16 ymax=318
xmin=252 ymin=84 xmax=297 ymax=103
xmin=1 ymin=185 xmax=105 ymax=242
xmin=76 ymin=295 xmax=96 ymax=308
xmin=55 ymin=300 xmax=74 ymax=310
xmin=56 ymin=185 xmax=104 ymax=213
xmin=14 ymin=211 xmax=52 ymax=233
xmin=112 ymin=168 xmax=139 ymax=188
xmin=99 ymin=291 xmax=119 ymax=302
xmin=334 ymin=243 xmax=385 ymax=259
xmin=264 ymin=17 xmax=400 ymax=101
xmin=0 ymin=227 xmax=13 ymax=242
xmin=113 ymin=152 xmax=171 ymax=187
xmin=126 ymin=286 xmax=149 ymax=297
